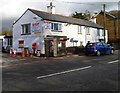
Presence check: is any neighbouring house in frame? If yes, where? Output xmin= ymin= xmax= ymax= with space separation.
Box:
xmin=0 ymin=35 xmax=13 ymax=52
xmin=13 ymin=3 xmax=107 ymax=57
xmin=0 ymin=35 xmax=5 ymax=51
xmin=95 ymin=11 xmax=120 ymax=44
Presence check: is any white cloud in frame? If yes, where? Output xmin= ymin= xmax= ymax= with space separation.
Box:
xmin=1 ymin=0 xmax=119 ymax=19
xmin=1 ymin=0 xmax=119 ymax=29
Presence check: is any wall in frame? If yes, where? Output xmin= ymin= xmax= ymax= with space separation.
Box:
xmin=44 ymin=22 xmax=105 ymax=47
xmin=13 ymin=10 xmax=45 ymax=53
xmin=96 ymin=13 xmax=119 ymax=43
xmin=13 ymin=10 xmax=105 ymax=54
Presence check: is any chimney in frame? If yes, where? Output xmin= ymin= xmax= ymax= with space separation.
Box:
xmin=47 ymin=2 xmax=55 ymax=14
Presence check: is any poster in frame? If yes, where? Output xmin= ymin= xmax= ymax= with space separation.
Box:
xmin=31 ymin=21 xmax=42 ymax=34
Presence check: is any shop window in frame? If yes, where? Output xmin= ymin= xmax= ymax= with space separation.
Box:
xmin=21 ymin=24 xmax=31 ymax=35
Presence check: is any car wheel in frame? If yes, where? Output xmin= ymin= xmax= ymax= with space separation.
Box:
xmin=96 ymin=51 xmax=101 ymax=56
xmin=110 ymin=49 xmax=114 ymax=54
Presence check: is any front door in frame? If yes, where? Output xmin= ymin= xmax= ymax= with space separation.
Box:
xmin=44 ymin=39 xmax=54 ymax=57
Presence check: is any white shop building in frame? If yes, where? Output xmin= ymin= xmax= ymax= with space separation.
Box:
xmin=13 ymin=3 xmax=107 ymax=56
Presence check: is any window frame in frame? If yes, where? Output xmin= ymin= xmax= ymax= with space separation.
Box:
xmin=21 ymin=23 xmax=31 ymax=35
xmin=78 ymin=26 xmax=82 ymax=34
xmin=102 ymin=30 xmax=104 ymax=36
xmin=97 ymin=29 xmax=100 ymax=36
xmin=86 ymin=27 xmax=90 ymax=35
xmin=18 ymin=40 xmax=24 ymax=48
xmin=51 ymin=23 xmax=62 ymax=32
xmin=7 ymin=38 xmax=12 ymax=45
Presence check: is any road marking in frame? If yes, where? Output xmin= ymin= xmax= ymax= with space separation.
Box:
xmin=108 ymin=60 xmax=119 ymax=64
xmin=37 ymin=66 xmax=91 ymax=79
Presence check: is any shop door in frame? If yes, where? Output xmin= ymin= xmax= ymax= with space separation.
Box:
xmin=44 ymin=40 xmax=53 ymax=57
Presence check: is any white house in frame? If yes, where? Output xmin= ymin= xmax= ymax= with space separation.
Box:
xmin=13 ymin=3 xmax=107 ymax=56
xmin=0 ymin=35 xmax=12 ymax=51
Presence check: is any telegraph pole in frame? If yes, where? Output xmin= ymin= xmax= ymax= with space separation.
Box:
xmin=103 ymin=4 xmax=106 ymax=43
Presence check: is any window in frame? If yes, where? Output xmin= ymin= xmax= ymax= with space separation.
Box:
xmin=8 ymin=38 xmax=12 ymax=45
xmin=97 ymin=29 xmax=100 ymax=36
xmin=19 ymin=40 xmax=24 ymax=48
xmin=86 ymin=27 xmax=90 ymax=35
xmin=80 ymin=41 xmax=83 ymax=46
xmin=97 ymin=42 xmax=103 ymax=46
xmin=102 ymin=30 xmax=104 ymax=36
xmin=78 ymin=26 xmax=82 ymax=34
xmin=51 ymin=23 xmax=62 ymax=31
xmin=21 ymin=24 xmax=31 ymax=35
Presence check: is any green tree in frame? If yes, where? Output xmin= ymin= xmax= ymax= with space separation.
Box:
xmin=1 ymin=27 xmax=8 ymax=35
xmin=0 ymin=27 xmax=13 ymax=36
xmin=71 ymin=10 xmax=91 ymax=20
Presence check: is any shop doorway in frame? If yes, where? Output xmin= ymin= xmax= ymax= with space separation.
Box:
xmin=44 ymin=36 xmax=67 ymax=57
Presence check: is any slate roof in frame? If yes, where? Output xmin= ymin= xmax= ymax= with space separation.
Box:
xmin=29 ymin=8 xmax=104 ymax=29
xmin=14 ymin=8 xmax=104 ymax=29
xmin=95 ymin=11 xmax=119 ymax=19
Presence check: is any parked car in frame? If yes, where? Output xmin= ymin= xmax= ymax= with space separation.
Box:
xmin=85 ymin=42 xmax=114 ymax=56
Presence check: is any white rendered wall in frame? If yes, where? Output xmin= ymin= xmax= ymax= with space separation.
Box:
xmin=13 ymin=10 xmax=45 ymax=53
xmin=13 ymin=10 xmax=107 ymax=54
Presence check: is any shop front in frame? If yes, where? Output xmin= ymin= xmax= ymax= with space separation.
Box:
xmin=44 ymin=35 xmax=68 ymax=57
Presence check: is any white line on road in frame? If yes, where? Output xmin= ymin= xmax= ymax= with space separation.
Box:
xmin=37 ymin=66 xmax=91 ymax=79
xmin=108 ymin=60 xmax=119 ymax=64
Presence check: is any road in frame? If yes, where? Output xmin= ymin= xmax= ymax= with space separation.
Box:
xmin=1 ymin=50 xmax=119 ymax=92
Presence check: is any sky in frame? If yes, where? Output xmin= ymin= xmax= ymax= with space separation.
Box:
xmin=0 ymin=0 xmax=119 ymax=30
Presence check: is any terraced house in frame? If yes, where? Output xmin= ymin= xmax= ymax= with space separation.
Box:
xmin=13 ymin=3 xmax=107 ymax=57
xmin=95 ymin=11 xmax=120 ymax=47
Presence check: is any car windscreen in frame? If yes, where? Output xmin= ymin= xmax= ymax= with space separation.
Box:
xmin=87 ymin=43 xmax=95 ymax=47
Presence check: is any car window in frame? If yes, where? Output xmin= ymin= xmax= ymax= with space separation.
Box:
xmin=102 ymin=43 xmax=108 ymax=46
xmin=86 ymin=43 xmax=95 ymax=47
xmin=96 ymin=42 xmax=103 ymax=46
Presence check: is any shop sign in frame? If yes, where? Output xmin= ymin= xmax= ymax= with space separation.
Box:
xmin=31 ymin=21 xmax=42 ymax=34
xmin=44 ymin=20 xmax=52 ymax=29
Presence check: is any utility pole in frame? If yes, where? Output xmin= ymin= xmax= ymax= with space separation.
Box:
xmin=103 ymin=4 xmax=106 ymax=43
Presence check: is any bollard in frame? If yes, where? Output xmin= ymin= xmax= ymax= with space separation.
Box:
xmin=10 ymin=48 xmax=12 ymax=57
xmin=13 ymin=48 xmax=17 ymax=57
xmin=21 ymin=48 xmax=25 ymax=57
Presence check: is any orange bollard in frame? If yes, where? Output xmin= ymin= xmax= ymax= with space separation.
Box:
xmin=10 ymin=48 xmax=12 ymax=57
xmin=21 ymin=48 xmax=25 ymax=57
xmin=13 ymin=48 xmax=17 ymax=57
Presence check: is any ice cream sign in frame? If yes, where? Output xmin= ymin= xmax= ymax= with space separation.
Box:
xmin=31 ymin=21 xmax=42 ymax=34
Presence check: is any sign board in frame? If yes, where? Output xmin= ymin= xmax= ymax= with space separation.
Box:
xmin=44 ymin=20 xmax=52 ymax=29
xmin=19 ymin=40 xmax=24 ymax=48
xmin=31 ymin=21 xmax=42 ymax=34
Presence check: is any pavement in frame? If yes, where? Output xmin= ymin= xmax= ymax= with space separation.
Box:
xmin=0 ymin=52 xmax=86 ymax=67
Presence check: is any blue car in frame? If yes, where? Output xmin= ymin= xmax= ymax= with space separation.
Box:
xmin=85 ymin=42 xmax=114 ymax=56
